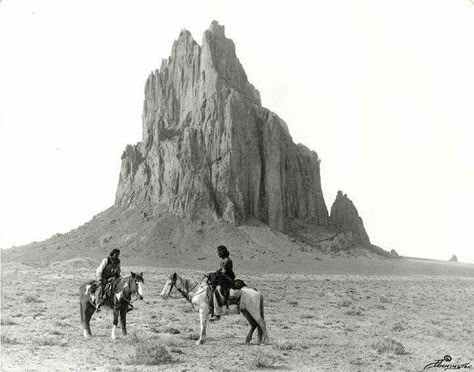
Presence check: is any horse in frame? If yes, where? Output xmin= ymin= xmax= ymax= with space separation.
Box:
xmin=79 ymin=272 xmax=144 ymax=340
xmin=160 ymin=272 xmax=269 ymax=345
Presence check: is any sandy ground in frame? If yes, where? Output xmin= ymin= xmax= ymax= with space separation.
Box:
xmin=1 ymin=259 xmax=473 ymax=372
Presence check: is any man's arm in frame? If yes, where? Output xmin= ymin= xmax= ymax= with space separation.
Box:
xmin=96 ymin=258 xmax=108 ymax=281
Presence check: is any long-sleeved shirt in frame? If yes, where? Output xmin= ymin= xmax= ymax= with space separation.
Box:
xmin=96 ymin=257 xmax=121 ymax=281
xmin=218 ymin=257 xmax=235 ymax=280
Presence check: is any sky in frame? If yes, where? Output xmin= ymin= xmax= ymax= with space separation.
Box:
xmin=1 ymin=0 xmax=473 ymax=263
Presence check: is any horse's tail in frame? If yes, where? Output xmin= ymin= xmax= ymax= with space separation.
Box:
xmin=260 ymin=294 xmax=265 ymax=320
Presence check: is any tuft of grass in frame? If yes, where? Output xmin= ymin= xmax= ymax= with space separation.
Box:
xmin=24 ymin=295 xmax=43 ymax=303
xmin=1 ymin=334 xmax=20 ymax=344
xmin=273 ymin=339 xmax=309 ymax=351
xmin=1 ymin=318 xmax=17 ymax=326
xmin=391 ymin=323 xmax=405 ymax=332
xmin=127 ymin=340 xmax=172 ymax=365
xmin=287 ymin=300 xmax=299 ymax=306
xmin=37 ymin=337 xmax=68 ymax=347
xmin=339 ymin=299 xmax=352 ymax=307
xmin=186 ymin=333 xmax=200 ymax=341
xmin=345 ymin=308 xmax=363 ymax=316
xmin=372 ymin=337 xmax=406 ymax=355
xmin=151 ymin=326 xmax=180 ymax=335
xmin=300 ymin=313 xmax=315 ymax=319
xmin=248 ymin=351 xmax=277 ymax=369
xmin=160 ymin=334 xmax=186 ymax=348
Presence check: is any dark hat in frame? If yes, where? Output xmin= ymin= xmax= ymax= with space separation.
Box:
xmin=110 ymin=248 xmax=120 ymax=257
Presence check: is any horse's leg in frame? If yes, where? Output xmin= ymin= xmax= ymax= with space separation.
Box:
xmin=240 ymin=309 xmax=257 ymax=344
xmin=111 ymin=308 xmax=119 ymax=340
xmin=80 ymin=299 xmax=89 ymax=338
xmin=82 ymin=302 xmax=94 ymax=338
xmin=246 ymin=295 xmax=269 ymax=345
xmin=255 ymin=296 xmax=269 ymax=344
xmin=120 ymin=308 xmax=127 ymax=336
xmin=196 ymin=305 xmax=209 ymax=345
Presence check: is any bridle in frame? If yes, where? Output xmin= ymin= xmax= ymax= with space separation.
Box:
xmin=167 ymin=274 xmax=207 ymax=303
xmin=122 ymin=275 xmax=143 ymax=309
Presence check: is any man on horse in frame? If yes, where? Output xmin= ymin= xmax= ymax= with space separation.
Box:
xmin=95 ymin=248 xmax=121 ymax=312
xmin=209 ymin=245 xmax=235 ymax=322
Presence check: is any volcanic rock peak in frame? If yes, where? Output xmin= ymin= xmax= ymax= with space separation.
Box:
xmin=116 ymin=22 xmax=332 ymax=233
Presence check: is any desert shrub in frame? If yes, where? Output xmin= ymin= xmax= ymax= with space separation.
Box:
xmin=248 ymin=351 xmax=277 ymax=369
xmin=160 ymin=334 xmax=186 ymax=348
xmin=300 ymin=313 xmax=315 ymax=319
xmin=372 ymin=337 xmax=406 ymax=355
xmin=186 ymin=333 xmax=200 ymax=341
xmin=273 ymin=339 xmax=309 ymax=351
xmin=287 ymin=300 xmax=298 ymax=306
xmin=1 ymin=334 xmax=20 ymax=344
xmin=345 ymin=308 xmax=363 ymax=316
xmin=391 ymin=323 xmax=405 ymax=332
xmin=1 ymin=318 xmax=17 ymax=326
xmin=38 ymin=337 xmax=67 ymax=347
xmin=127 ymin=340 xmax=172 ymax=365
xmin=151 ymin=326 xmax=180 ymax=334
xmin=339 ymin=299 xmax=352 ymax=307
xmin=24 ymin=295 xmax=43 ymax=303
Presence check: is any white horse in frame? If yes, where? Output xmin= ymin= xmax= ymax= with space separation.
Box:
xmin=160 ymin=272 xmax=269 ymax=345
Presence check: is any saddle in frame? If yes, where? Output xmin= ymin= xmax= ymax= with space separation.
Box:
xmin=209 ymin=278 xmax=247 ymax=313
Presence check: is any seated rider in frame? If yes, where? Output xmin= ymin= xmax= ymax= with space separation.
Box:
xmin=209 ymin=245 xmax=235 ymax=322
xmin=95 ymin=248 xmax=121 ymax=311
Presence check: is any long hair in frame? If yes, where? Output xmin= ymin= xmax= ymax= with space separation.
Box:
xmin=217 ymin=245 xmax=229 ymax=258
xmin=109 ymin=248 xmax=120 ymax=257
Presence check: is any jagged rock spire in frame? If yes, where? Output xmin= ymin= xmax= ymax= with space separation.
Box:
xmin=330 ymin=191 xmax=370 ymax=245
xmin=115 ymin=22 xmax=329 ymax=231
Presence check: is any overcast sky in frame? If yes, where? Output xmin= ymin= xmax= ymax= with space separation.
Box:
xmin=1 ymin=0 xmax=473 ymax=262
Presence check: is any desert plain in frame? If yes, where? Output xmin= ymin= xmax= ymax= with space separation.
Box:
xmin=1 ymin=256 xmax=473 ymax=372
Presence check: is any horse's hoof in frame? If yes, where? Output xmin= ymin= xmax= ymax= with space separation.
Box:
xmin=196 ymin=339 xmax=205 ymax=345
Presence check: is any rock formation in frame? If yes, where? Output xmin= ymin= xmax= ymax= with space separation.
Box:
xmin=116 ymin=21 xmax=328 ymax=231
xmin=390 ymin=249 xmax=400 ymax=257
xmin=449 ymin=255 xmax=458 ymax=262
xmin=329 ymin=191 xmax=370 ymax=245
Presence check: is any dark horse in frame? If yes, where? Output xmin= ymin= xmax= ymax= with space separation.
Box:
xmin=79 ymin=272 xmax=144 ymax=339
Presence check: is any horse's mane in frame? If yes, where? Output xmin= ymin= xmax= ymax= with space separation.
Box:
xmin=175 ymin=274 xmax=207 ymax=295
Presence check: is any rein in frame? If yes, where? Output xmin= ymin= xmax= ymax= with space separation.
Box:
xmin=168 ymin=275 xmax=207 ymax=303
xmin=119 ymin=276 xmax=141 ymax=308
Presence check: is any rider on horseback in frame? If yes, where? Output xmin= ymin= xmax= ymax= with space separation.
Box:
xmin=95 ymin=248 xmax=121 ymax=312
xmin=209 ymin=245 xmax=235 ymax=322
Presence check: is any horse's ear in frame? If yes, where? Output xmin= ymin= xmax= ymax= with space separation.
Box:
xmin=172 ymin=272 xmax=177 ymax=280
xmin=131 ymin=271 xmax=136 ymax=278
xmin=140 ymin=272 xmax=144 ymax=277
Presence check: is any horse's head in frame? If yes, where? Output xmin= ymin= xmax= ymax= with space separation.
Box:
xmin=130 ymin=272 xmax=144 ymax=300
xmin=160 ymin=272 xmax=177 ymax=300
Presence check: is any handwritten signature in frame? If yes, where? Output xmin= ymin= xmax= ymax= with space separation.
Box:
xmin=423 ymin=355 xmax=472 ymax=371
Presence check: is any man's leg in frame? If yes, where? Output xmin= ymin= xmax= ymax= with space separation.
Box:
xmin=95 ymin=285 xmax=103 ymax=312
xmin=210 ymin=286 xmax=224 ymax=321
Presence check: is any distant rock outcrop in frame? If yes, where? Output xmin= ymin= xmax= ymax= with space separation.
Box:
xmin=391 ymin=249 xmax=400 ymax=257
xmin=330 ymin=191 xmax=370 ymax=245
xmin=449 ymin=255 xmax=458 ymax=262
xmin=115 ymin=21 xmax=328 ymax=231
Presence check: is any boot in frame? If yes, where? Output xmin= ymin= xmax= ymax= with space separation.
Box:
xmin=209 ymin=315 xmax=221 ymax=322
